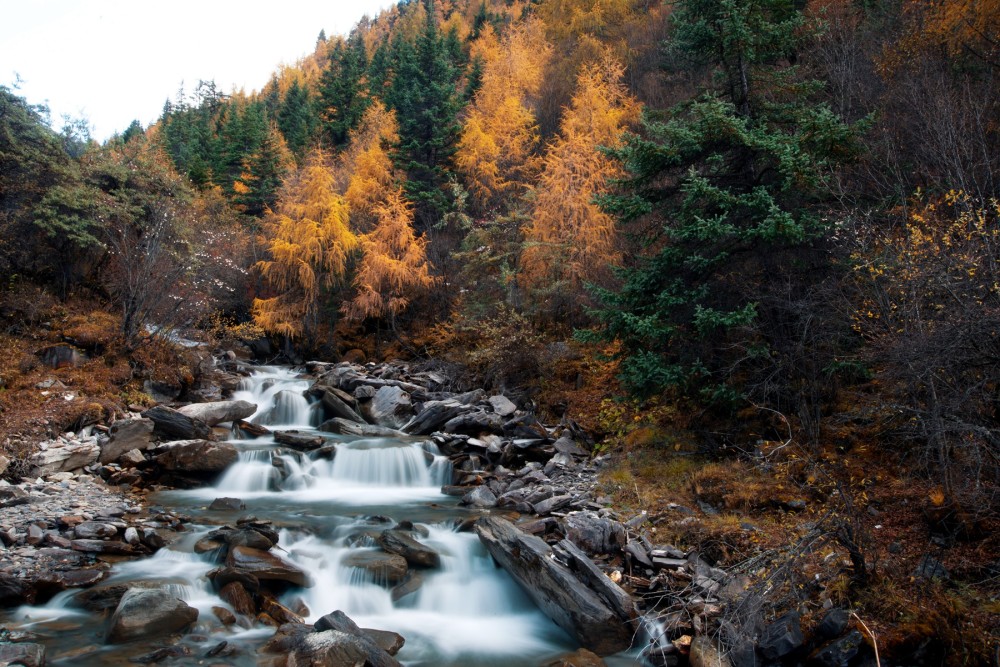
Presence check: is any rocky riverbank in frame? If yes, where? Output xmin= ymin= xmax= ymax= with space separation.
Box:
xmin=0 ymin=357 xmax=872 ymax=667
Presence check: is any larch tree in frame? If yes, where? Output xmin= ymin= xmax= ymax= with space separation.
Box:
xmin=520 ymin=55 xmax=639 ymax=318
xmin=454 ymin=20 xmax=551 ymax=210
xmin=252 ymin=148 xmax=357 ymax=339
xmin=340 ymin=102 xmax=435 ymax=323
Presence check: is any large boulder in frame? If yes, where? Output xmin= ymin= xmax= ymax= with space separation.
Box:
xmin=100 ymin=418 xmax=154 ymax=464
xmin=377 ymin=530 xmax=441 ymax=568
xmin=0 ymin=643 xmax=45 ymax=667
xmin=29 ymin=439 xmax=99 ymax=475
xmin=368 ymin=386 xmax=413 ymax=429
xmin=475 ymin=517 xmax=636 ymax=656
xmin=320 ymin=389 xmax=366 ymax=424
xmin=564 ymin=512 xmax=626 ymax=555
xmin=155 ymin=440 xmax=238 ymax=473
xmin=341 ymin=551 xmax=409 ymax=585
xmin=105 ymin=588 xmax=198 ymax=643
xmin=226 ymin=545 xmax=312 ymax=588
xmin=176 ymin=400 xmax=256 ymax=426
xmin=142 ymin=405 xmax=212 ymax=440
xmin=262 ymin=620 xmax=401 ymax=667
xmin=319 ymin=418 xmax=402 ymax=438
xmin=402 ymin=400 xmax=468 ymax=435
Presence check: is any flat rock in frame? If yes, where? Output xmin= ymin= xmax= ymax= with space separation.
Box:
xmin=29 ymin=440 xmax=99 ymax=475
xmin=377 ymin=530 xmax=441 ymax=568
xmin=177 ymin=400 xmax=256 ymax=426
xmin=227 ymin=545 xmax=312 ymax=588
xmin=319 ymin=418 xmax=403 ymax=438
xmin=142 ymin=405 xmax=212 ymax=440
xmin=100 ymin=418 xmax=154 ymax=464
xmin=155 ymin=439 xmax=238 ymax=473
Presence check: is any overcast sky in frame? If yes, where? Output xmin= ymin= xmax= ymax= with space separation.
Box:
xmin=1 ymin=0 xmax=397 ymax=140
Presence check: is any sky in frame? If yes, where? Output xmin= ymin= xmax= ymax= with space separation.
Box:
xmin=0 ymin=0 xmax=398 ymax=140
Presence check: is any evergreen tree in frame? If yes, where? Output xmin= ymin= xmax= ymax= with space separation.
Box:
xmin=587 ymin=0 xmax=860 ymax=400
xmin=277 ymin=79 xmax=318 ymax=161
xmin=387 ymin=0 xmax=464 ymax=227
xmin=233 ymin=122 xmax=294 ymax=217
xmin=319 ymin=34 xmax=370 ymax=148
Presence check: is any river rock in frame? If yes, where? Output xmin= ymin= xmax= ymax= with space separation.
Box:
xmin=363 ymin=629 xmax=406 ymax=656
xmin=142 ymin=405 xmax=213 ymax=440
xmin=402 ymin=399 xmax=468 ymax=435
xmin=73 ymin=521 xmax=119 ymax=539
xmin=274 ymin=430 xmax=326 ymax=450
xmin=319 ymin=418 xmax=403 ymax=437
xmin=154 ymin=439 xmax=238 ymax=473
xmin=29 ymin=439 xmax=100 ymax=475
xmin=342 ymin=551 xmax=409 ymax=584
xmin=100 ymin=418 xmax=154 ymax=464
xmin=377 ymin=530 xmax=441 ymax=568
xmin=0 ymin=572 xmax=35 ymax=607
xmin=220 ymin=581 xmax=257 ymax=616
xmin=227 ymin=545 xmax=312 ymax=588
xmin=462 ymin=485 xmax=498 ymax=508
xmin=105 ymin=588 xmax=199 ymax=643
xmin=209 ymin=497 xmax=246 ymax=511
xmin=0 ymin=643 xmax=46 ymax=667
xmin=546 ymin=648 xmax=607 ymax=667
xmin=321 ymin=389 xmax=365 ymax=424
xmin=369 ymin=386 xmax=413 ymax=429
xmin=177 ymin=399 xmax=256 ymax=426
xmin=262 ymin=621 xmax=401 ymax=667
xmin=443 ymin=411 xmax=504 ymax=435
xmin=70 ymin=539 xmax=136 ymax=555
xmin=487 ymin=394 xmax=518 ymax=417
xmin=475 ymin=516 xmax=635 ymax=656
xmin=564 ymin=511 xmax=626 ymax=555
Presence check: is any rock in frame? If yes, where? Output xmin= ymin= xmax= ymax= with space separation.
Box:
xmin=155 ymin=439 xmax=238 ymax=473
xmin=475 ymin=516 xmax=635 ymax=656
xmin=0 ymin=454 xmax=8 ymax=476
xmin=223 ymin=528 xmax=276 ymax=551
xmin=176 ymin=400 xmax=256 ymax=426
xmin=342 ymin=551 xmax=409 ymax=584
xmin=29 ymin=439 xmax=100 ymax=475
xmin=124 ymin=527 xmax=140 ymax=545
xmin=690 ymin=636 xmax=731 ymax=667
xmin=0 ymin=572 xmax=35 ymax=607
xmin=0 ymin=643 xmax=45 ymax=667
xmin=143 ymin=379 xmax=182 ymax=403
xmin=565 ymin=512 xmax=626 ymax=555
xmin=235 ymin=419 xmax=270 ymax=437
xmin=816 ymin=608 xmax=850 ymax=640
xmin=262 ymin=621 xmax=401 ymax=667
xmin=73 ymin=521 xmax=118 ymax=539
xmin=758 ymin=611 xmax=805 ymax=661
xmin=369 ymin=386 xmax=413 ymax=429
xmin=74 ymin=584 xmax=129 ymax=612
xmin=209 ymin=497 xmax=246 ymax=511
xmin=462 ymin=485 xmax=498 ymax=508
xmin=546 ymin=648 xmax=608 ymax=666
xmin=119 ymin=449 xmax=146 ymax=466
xmin=553 ymin=436 xmax=588 ymax=457
xmin=533 ymin=494 xmax=573 ymax=515
xmin=213 ymin=605 xmax=238 ymax=625
xmin=219 ymin=581 xmax=257 ymax=616
xmin=362 ymin=628 xmax=406 ymax=656
xmin=321 ymin=389 xmax=365 ymax=424
xmin=809 ymin=630 xmax=864 ymax=667
xmin=100 ymin=418 xmax=154 ymax=464
xmin=0 ymin=486 xmax=31 ymax=508
xmin=443 ymin=411 xmax=504 ymax=435
xmin=913 ymin=554 xmax=949 ymax=580
xmin=555 ymin=539 xmax=639 ymax=628
xmin=274 ymin=430 xmax=327 ymax=450
xmin=70 ymin=539 xmax=136 ymax=555
xmin=402 ymin=399 xmax=468 ymax=435
xmin=227 ymin=546 xmax=312 ymax=588
xmin=319 ymin=418 xmax=403 ymax=438
xmin=36 ymin=344 xmax=86 ymax=369
xmin=377 ymin=530 xmax=441 ymax=568
xmin=488 ymin=395 xmax=518 ymax=417
xmin=142 ymin=405 xmax=212 ymax=440
xmin=105 ymin=588 xmax=199 ymax=643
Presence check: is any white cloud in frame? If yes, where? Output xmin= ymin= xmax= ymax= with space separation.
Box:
xmin=0 ymin=0 xmax=397 ymax=140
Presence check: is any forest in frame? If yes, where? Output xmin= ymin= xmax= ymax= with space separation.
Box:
xmin=1 ymin=0 xmax=999 ymax=663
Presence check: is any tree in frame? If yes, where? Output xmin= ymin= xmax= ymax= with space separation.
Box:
xmin=252 ymin=149 xmax=357 ymax=339
xmin=340 ymin=103 xmax=435 ymax=322
xmin=520 ymin=56 xmax=639 ymax=319
xmin=587 ymin=0 xmax=860 ymax=400
xmin=454 ymin=20 xmax=551 ymax=209
xmin=277 ymin=79 xmax=318 ymax=161
xmin=319 ymin=34 xmax=371 ymax=148
xmin=233 ymin=122 xmax=295 ymax=217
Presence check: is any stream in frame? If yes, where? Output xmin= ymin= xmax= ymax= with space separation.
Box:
xmin=5 ymin=366 xmax=648 ymax=666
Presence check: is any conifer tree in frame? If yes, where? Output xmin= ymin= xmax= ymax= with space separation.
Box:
xmin=319 ymin=34 xmax=371 ymax=148
xmin=587 ymin=0 xmax=860 ymax=399
xmin=233 ymin=122 xmax=295 ymax=217
xmin=253 ymin=149 xmax=357 ymax=338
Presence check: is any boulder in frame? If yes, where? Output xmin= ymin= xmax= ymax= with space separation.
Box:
xmin=155 ymin=439 xmax=238 ymax=473
xmin=488 ymin=395 xmax=518 ymax=417
xmin=462 ymin=486 xmax=498 ymax=509
xmin=564 ymin=512 xmax=626 ymax=555
xmin=369 ymin=386 xmax=413 ymax=429
xmin=553 ymin=436 xmax=588 ymax=457
xmin=0 ymin=643 xmax=45 ymax=667
xmin=70 ymin=539 xmax=137 ymax=555
xmin=261 ymin=621 xmax=401 ymax=667
xmin=274 ymin=430 xmax=326 ymax=451
xmin=36 ymin=344 xmax=85 ymax=369
xmin=100 ymin=418 xmax=154 ymax=464
xmin=809 ymin=630 xmax=864 ymax=667
xmin=0 ymin=572 xmax=35 ymax=607
xmin=475 ymin=516 xmax=635 ymax=656
xmin=227 ymin=546 xmax=312 ymax=588
xmin=555 ymin=539 xmax=639 ymax=628
xmin=342 ymin=551 xmax=409 ymax=585
xmin=177 ymin=399 xmax=256 ymax=426
xmin=377 ymin=530 xmax=441 ymax=568
xmin=209 ymin=497 xmax=246 ymax=511
xmin=402 ymin=399 xmax=468 ymax=435
xmin=443 ymin=411 xmax=504 ymax=435
xmin=219 ymin=581 xmax=257 ymax=616
xmin=758 ymin=611 xmax=805 ymax=661
xmin=321 ymin=389 xmax=366 ymax=424
xmin=29 ymin=439 xmax=99 ymax=475
xmin=73 ymin=521 xmax=118 ymax=539
xmin=319 ymin=418 xmax=403 ymax=438
xmin=105 ymin=588 xmax=199 ymax=643
xmin=142 ymin=405 xmax=212 ymax=440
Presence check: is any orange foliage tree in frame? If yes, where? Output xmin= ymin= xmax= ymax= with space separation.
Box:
xmin=252 ymin=148 xmax=357 ymax=339
xmin=454 ymin=20 xmax=552 ymax=209
xmin=520 ymin=56 xmax=639 ymax=317
xmin=340 ymin=103 xmax=435 ymax=322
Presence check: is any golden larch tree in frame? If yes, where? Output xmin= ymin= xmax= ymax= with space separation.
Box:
xmin=252 ymin=148 xmax=357 ymax=338
xmin=455 ymin=20 xmax=552 ymax=207
xmin=340 ymin=103 xmax=435 ymax=322
xmin=520 ymin=55 xmax=639 ymax=309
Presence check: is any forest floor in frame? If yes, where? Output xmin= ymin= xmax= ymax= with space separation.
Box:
xmin=1 ymin=295 xmax=998 ymax=665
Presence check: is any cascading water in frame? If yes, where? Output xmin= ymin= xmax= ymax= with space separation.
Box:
xmin=5 ymin=367 xmax=647 ymax=666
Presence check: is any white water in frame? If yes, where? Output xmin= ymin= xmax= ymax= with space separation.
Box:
xmin=7 ymin=366 xmax=648 ymax=666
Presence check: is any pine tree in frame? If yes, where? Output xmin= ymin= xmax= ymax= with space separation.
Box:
xmin=277 ymin=79 xmax=318 ymax=161
xmin=587 ymin=0 xmax=861 ymax=399
xmin=253 ymin=149 xmax=357 ymax=338
xmin=319 ymin=34 xmax=371 ymax=148
xmin=233 ymin=122 xmax=295 ymax=217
